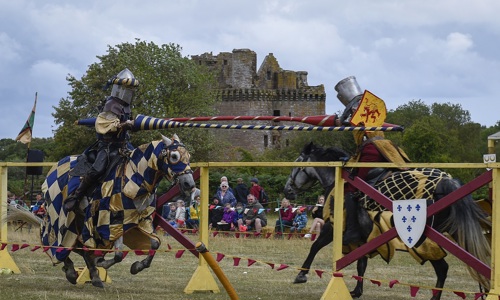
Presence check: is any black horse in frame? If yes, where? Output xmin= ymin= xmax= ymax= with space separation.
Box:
xmin=283 ymin=142 xmax=491 ymax=300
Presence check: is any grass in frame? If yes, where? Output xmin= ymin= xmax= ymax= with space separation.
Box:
xmin=0 ymin=216 xmax=487 ymax=300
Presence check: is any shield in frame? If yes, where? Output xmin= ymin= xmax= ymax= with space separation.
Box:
xmin=350 ymin=90 xmax=387 ymax=126
xmin=393 ymin=199 xmax=427 ymax=248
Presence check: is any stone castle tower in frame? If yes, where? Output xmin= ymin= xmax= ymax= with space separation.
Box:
xmin=191 ymin=49 xmax=326 ymax=152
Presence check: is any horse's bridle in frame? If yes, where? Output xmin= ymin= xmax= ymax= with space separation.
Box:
xmin=288 ymin=153 xmax=317 ymax=191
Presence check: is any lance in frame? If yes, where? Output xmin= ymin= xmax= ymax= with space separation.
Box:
xmin=132 ymin=114 xmax=404 ymax=132
xmin=76 ymin=114 xmax=401 ymax=128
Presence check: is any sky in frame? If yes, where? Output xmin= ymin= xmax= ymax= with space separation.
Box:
xmin=1 ymin=0 xmax=499 ymax=139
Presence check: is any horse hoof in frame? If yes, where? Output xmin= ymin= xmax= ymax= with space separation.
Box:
xmin=293 ymin=274 xmax=307 ymax=284
xmin=350 ymin=290 xmax=362 ymax=298
xmin=62 ymin=266 xmax=78 ymax=285
xmin=91 ymin=279 xmax=104 ymax=288
xmin=130 ymin=261 xmax=142 ymax=275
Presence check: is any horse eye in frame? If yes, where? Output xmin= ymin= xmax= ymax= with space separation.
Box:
xmin=169 ymin=151 xmax=180 ymax=164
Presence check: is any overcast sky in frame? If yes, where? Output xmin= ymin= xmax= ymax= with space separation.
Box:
xmin=1 ymin=0 xmax=499 ymax=139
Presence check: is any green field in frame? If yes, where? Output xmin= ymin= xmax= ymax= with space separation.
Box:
xmin=0 ymin=220 xmax=486 ymax=300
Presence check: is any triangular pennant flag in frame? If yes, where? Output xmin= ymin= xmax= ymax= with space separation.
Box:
xmin=453 ymin=291 xmax=466 ymax=299
xmin=276 ymin=264 xmax=289 ymax=271
xmin=21 ymin=244 xmax=29 ymax=249
xmin=94 ymin=250 xmax=104 ymax=256
xmin=134 ymin=250 xmax=147 ymax=255
xmin=352 ymin=275 xmax=363 ymax=282
xmin=247 ymin=259 xmax=256 ymax=267
xmin=43 ymin=246 xmax=50 ymax=252
xmin=389 ymin=280 xmax=399 ymax=288
xmin=31 ymin=246 xmax=41 ymax=252
xmin=315 ymin=270 xmax=324 ymax=278
xmin=216 ymin=253 xmax=225 ymax=262
xmin=56 ymin=247 xmax=65 ymax=253
xmin=175 ymin=250 xmax=185 ymax=258
xmin=311 ymin=234 xmax=317 ymax=241
xmin=148 ymin=249 xmax=156 ymax=256
xmin=233 ymin=257 xmax=241 ymax=266
xmin=235 ymin=233 xmax=240 ymax=238
xmin=167 ymin=244 xmax=172 ymax=250
xmin=266 ymin=263 xmax=275 ymax=269
xmin=122 ymin=251 xmax=129 ymax=259
xmin=265 ymin=233 xmax=272 ymax=239
xmin=1 ymin=243 xmax=7 ymax=250
xmin=11 ymin=244 xmax=20 ymax=252
xmin=333 ymin=272 xmax=343 ymax=277
xmin=213 ymin=231 xmax=219 ymax=237
xmin=83 ymin=246 xmax=89 ymax=252
xmin=253 ymin=232 xmax=261 ymax=237
xmin=258 ymin=208 xmax=265 ymax=214
xmin=410 ymin=286 xmax=420 ymax=297
xmin=16 ymin=94 xmax=37 ymax=144
xmin=244 ymin=233 xmax=250 ymax=238
xmin=192 ymin=229 xmax=198 ymax=234
xmin=431 ymin=289 xmax=440 ymax=297
xmin=287 ymin=234 xmax=292 ymax=240
xmin=370 ymin=279 xmax=381 ymax=286
xmin=474 ymin=293 xmax=485 ymax=300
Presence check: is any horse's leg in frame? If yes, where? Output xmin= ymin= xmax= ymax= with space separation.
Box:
xmin=96 ymin=236 xmax=125 ymax=270
xmin=294 ymin=221 xmax=333 ymax=283
xmin=429 ymin=258 xmax=448 ymax=300
xmin=83 ymin=249 xmax=104 ymax=288
xmin=130 ymin=238 xmax=160 ymax=275
xmin=351 ymin=256 xmax=368 ymax=298
xmin=61 ymin=256 xmax=78 ymax=285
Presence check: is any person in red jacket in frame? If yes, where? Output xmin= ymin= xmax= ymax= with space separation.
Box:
xmin=249 ymin=178 xmax=263 ymax=201
xmin=274 ymin=198 xmax=294 ymax=234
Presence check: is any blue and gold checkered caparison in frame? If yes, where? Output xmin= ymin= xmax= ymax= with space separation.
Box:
xmin=40 ymin=137 xmax=191 ymax=262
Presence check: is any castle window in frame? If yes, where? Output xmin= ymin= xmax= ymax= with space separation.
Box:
xmin=264 ymin=135 xmax=269 ymax=148
xmin=288 ymin=112 xmax=292 ymax=117
xmin=199 ymin=60 xmax=202 ymax=65
xmin=267 ymin=71 xmax=271 ymax=80
xmin=273 ymin=110 xmax=280 ymax=116
xmin=223 ymin=59 xmax=228 ymax=65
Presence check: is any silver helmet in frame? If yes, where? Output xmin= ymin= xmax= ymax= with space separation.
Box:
xmin=335 ymin=76 xmax=364 ymax=124
xmin=110 ymin=68 xmax=139 ymax=104
xmin=334 ymin=76 xmax=363 ymax=106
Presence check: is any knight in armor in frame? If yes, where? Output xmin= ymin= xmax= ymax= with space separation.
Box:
xmin=64 ymin=68 xmax=140 ymax=212
xmin=334 ymin=76 xmax=410 ymax=245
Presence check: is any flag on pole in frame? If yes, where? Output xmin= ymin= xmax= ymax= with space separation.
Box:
xmin=16 ymin=93 xmax=37 ymax=144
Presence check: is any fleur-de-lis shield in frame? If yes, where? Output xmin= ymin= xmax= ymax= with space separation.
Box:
xmin=393 ymin=199 xmax=427 ymax=248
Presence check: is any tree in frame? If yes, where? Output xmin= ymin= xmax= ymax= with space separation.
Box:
xmin=52 ymin=39 xmax=219 ymax=161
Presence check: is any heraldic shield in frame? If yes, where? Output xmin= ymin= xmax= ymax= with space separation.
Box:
xmin=393 ymin=199 xmax=427 ymax=248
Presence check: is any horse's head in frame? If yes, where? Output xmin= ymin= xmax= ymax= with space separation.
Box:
xmin=160 ymin=134 xmax=195 ymax=195
xmin=283 ymin=142 xmax=349 ymax=200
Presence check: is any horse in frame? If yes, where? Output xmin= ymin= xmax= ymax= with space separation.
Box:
xmin=283 ymin=142 xmax=491 ymax=300
xmin=8 ymin=134 xmax=195 ymax=288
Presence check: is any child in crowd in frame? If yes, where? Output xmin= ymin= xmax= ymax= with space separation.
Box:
xmin=218 ymin=202 xmax=236 ymax=231
xmin=232 ymin=202 xmax=245 ymax=230
xmin=175 ymin=199 xmax=186 ymax=228
xmin=290 ymin=207 xmax=308 ymax=233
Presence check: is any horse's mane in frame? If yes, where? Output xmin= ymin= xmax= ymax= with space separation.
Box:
xmin=302 ymin=142 xmax=350 ymax=162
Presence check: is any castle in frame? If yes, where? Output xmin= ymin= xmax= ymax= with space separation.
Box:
xmin=191 ymin=49 xmax=326 ymax=152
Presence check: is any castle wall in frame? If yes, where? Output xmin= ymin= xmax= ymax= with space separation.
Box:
xmin=192 ymin=49 xmax=326 ymax=154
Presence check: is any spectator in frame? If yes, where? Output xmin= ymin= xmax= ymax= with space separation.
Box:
xmin=190 ymin=186 xmax=201 ymax=203
xmin=275 ymin=198 xmax=294 ymax=234
xmin=34 ymin=203 xmax=46 ymax=218
xmin=215 ymin=182 xmax=237 ymax=207
xmin=234 ymin=178 xmax=249 ymax=206
xmin=175 ymin=199 xmax=186 ymax=228
xmin=218 ymin=203 xmax=236 ymax=231
xmin=290 ymin=207 xmax=308 ymax=233
xmin=186 ymin=195 xmax=200 ymax=229
xmin=304 ymin=195 xmax=325 ymax=238
xmin=164 ymin=202 xmax=178 ymax=227
xmin=214 ymin=176 xmax=235 ymax=195
xmin=249 ymin=178 xmax=263 ymax=201
xmin=209 ymin=196 xmax=224 ymax=229
xmin=238 ymin=194 xmax=267 ymax=233
xmin=35 ymin=192 xmax=44 ymax=205
xmin=232 ymin=202 xmax=245 ymax=229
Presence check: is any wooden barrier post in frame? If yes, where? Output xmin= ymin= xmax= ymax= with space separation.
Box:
xmin=486 ymin=167 xmax=500 ymax=299
xmin=0 ymin=165 xmax=21 ymax=273
xmin=184 ymin=165 xmax=220 ymax=294
xmin=321 ymin=165 xmax=352 ymax=299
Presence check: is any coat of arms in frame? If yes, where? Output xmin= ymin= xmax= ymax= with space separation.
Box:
xmin=393 ymin=199 xmax=427 ymax=248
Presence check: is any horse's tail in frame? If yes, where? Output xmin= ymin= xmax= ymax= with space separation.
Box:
xmin=5 ymin=205 xmax=43 ymax=228
xmin=436 ymin=177 xmax=491 ymax=290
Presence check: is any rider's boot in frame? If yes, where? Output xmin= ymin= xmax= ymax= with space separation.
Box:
xmin=64 ymin=175 xmax=94 ymax=212
xmin=342 ymin=192 xmax=362 ymax=245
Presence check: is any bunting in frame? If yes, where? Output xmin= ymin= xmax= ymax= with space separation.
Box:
xmin=16 ymin=93 xmax=37 ymax=144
